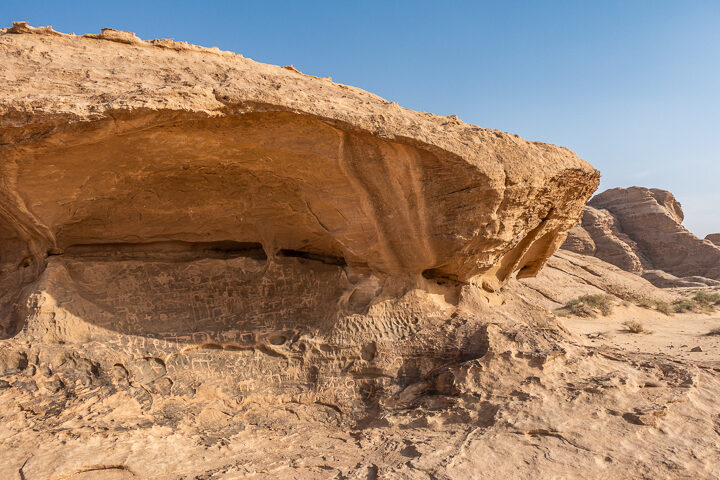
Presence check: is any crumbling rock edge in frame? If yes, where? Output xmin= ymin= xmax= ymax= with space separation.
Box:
xmin=3 ymin=21 xmax=237 ymax=55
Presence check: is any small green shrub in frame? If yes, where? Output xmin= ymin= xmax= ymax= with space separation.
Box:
xmin=623 ymin=321 xmax=645 ymax=334
xmin=673 ymin=299 xmax=700 ymax=313
xmin=673 ymin=295 xmax=717 ymax=314
xmin=654 ymin=302 xmax=672 ymax=315
xmin=634 ymin=298 xmax=672 ymax=315
xmin=694 ymin=291 xmax=720 ymax=306
xmin=562 ymin=294 xmax=614 ymax=317
xmin=636 ymin=298 xmax=653 ymax=309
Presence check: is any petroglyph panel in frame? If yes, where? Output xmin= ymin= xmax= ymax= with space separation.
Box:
xmin=7 ymin=247 xmax=474 ymax=414
xmin=56 ymin=255 xmax=349 ymax=341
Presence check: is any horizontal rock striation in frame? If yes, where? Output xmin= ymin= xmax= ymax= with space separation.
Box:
xmin=567 ymin=206 xmax=648 ymax=273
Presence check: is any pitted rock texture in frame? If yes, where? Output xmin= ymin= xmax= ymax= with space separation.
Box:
xmin=2 ymin=246 xmax=720 ymax=479
xmin=563 ymin=187 xmax=720 ymax=286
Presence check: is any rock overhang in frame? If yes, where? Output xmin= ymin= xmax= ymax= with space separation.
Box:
xmin=0 ymin=22 xmax=600 ymax=292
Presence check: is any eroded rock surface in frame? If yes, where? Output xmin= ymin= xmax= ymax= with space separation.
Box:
xmin=516 ymin=249 xmax=678 ymax=308
xmin=0 ymin=21 xmax=597 ymax=302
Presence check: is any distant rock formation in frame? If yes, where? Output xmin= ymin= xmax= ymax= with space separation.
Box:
xmin=563 ymin=186 xmax=720 ymax=287
xmin=706 ymin=233 xmax=720 ymax=246
xmin=575 ymin=206 xmax=647 ymax=273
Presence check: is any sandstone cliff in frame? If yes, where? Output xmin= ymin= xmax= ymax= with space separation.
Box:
xmin=563 ymin=186 xmax=720 ymax=287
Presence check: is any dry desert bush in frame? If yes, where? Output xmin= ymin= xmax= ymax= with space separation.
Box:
xmin=635 ymin=298 xmax=673 ymax=315
xmin=694 ymin=291 xmax=720 ymax=307
xmin=623 ymin=321 xmax=646 ymax=334
xmin=672 ymin=292 xmax=720 ymax=314
xmin=559 ymin=294 xmax=614 ymax=317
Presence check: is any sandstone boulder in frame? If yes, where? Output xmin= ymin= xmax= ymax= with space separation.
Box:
xmin=0 ymin=22 xmax=600 ymax=411
xmin=0 ymin=23 xmax=598 ymax=323
xmin=0 ymin=23 xmax=603 ymax=477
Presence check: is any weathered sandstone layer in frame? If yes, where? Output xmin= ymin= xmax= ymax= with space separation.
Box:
xmin=0 ymin=17 xmax=599 ymax=456
xmin=563 ymin=186 xmax=720 ymax=287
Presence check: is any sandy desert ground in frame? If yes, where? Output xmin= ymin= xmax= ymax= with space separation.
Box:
xmin=564 ymin=300 xmax=720 ymax=359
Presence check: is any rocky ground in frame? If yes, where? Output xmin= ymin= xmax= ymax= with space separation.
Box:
xmin=1 ymin=250 xmax=718 ymax=479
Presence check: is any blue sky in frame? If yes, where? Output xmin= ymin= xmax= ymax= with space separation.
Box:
xmin=2 ymin=1 xmax=718 ymax=236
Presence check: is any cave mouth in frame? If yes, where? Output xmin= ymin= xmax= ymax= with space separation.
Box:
xmin=1 ymin=238 xmax=360 ymax=341
xmin=421 ymin=268 xmax=465 ymax=286
xmin=56 ymin=241 xmax=268 ymax=262
xmin=52 ymin=242 xmax=355 ymax=266
xmin=3 ymin=109 xmax=506 ymax=283
xmin=276 ymin=249 xmax=346 ymax=266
